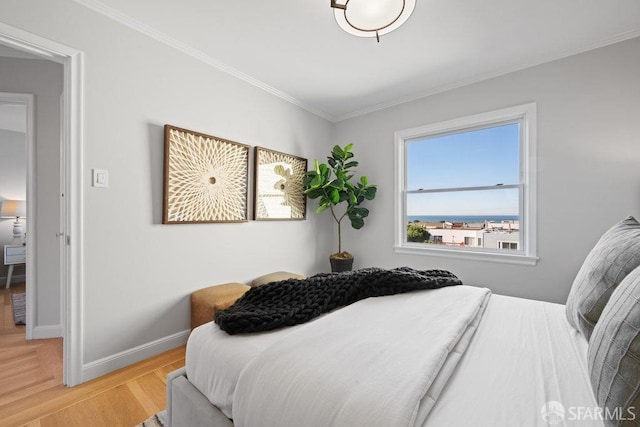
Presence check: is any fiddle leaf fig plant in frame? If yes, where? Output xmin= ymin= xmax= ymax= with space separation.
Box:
xmin=304 ymin=144 xmax=377 ymax=259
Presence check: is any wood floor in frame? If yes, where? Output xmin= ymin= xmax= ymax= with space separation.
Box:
xmin=0 ymin=282 xmax=186 ymax=426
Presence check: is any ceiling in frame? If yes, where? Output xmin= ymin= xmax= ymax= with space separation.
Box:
xmin=9 ymin=1 xmax=640 ymax=122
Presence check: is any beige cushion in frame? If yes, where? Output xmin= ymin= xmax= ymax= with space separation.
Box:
xmin=566 ymin=216 xmax=640 ymax=340
xmin=190 ymin=282 xmax=250 ymax=329
xmin=588 ymin=265 xmax=640 ymax=425
xmin=251 ymin=271 xmax=305 ymax=287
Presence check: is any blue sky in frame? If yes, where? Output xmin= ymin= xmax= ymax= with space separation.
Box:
xmin=407 ymin=123 xmax=520 ymax=216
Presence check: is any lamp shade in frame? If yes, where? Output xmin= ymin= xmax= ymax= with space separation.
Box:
xmin=0 ymin=200 xmax=26 ymax=218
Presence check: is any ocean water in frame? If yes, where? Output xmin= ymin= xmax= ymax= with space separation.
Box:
xmin=408 ymin=215 xmax=518 ymax=223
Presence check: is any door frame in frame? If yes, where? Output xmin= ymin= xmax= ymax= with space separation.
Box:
xmin=0 ymin=22 xmax=84 ymax=386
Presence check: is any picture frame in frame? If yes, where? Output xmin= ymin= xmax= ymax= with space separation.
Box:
xmin=253 ymin=147 xmax=307 ymax=220
xmin=163 ymin=125 xmax=250 ymax=224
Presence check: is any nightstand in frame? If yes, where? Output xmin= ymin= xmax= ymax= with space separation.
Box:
xmin=4 ymin=243 xmax=26 ymax=289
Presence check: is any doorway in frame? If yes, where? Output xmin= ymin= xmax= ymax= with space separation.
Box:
xmin=0 ymin=22 xmax=83 ymax=386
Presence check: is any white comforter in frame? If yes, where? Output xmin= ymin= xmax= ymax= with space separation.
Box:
xmin=231 ymin=285 xmax=491 ymax=427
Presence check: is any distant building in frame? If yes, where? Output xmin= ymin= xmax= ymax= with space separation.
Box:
xmin=483 ymin=230 xmax=519 ymax=250
xmin=483 ymin=220 xmax=519 ymax=250
xmin=408 ymin=220 xmax=520 ymax=250
xmin=485 ymin=220 xmax=519 ymax=232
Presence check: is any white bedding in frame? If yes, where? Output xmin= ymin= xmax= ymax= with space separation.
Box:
xmin=186 ymin=289 xmax=601 ymax=427
xmin=188 ymin=285 xmax=489 ymax=426
xmin=186 ymin=316 xmax=307 ymax=418
xmin=425 ymin=294 xmax=601 ymax=427
xmin=233 ymin=285 xmax=489 ymax=427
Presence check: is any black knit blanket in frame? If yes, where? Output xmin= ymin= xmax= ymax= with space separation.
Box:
xmin=214 ymin=267 xmax=462 ymax=335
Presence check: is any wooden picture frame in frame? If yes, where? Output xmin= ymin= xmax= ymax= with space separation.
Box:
xmin=163 ymin=125 xmax=249 ymax=223
xmin=253 ymin=147 xmax=307 ymax=220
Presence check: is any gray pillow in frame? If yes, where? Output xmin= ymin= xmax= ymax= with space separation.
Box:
xmin=588 ymin=265 xmax=640 ymax=426
xmin=566 ymin=216 xmax=640 ymax=340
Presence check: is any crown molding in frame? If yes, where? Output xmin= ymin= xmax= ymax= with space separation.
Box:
xmin=70 ymin=0 xmax=639 ymax=124
xmin=72 ymin=0 xmax=336 ymax=122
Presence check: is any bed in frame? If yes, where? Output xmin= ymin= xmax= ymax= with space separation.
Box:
xmin=167 ymin=216 xmax=640 ymax=427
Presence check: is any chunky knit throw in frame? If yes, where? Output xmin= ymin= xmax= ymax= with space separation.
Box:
xmin=214 ymin=267 xmax=462 ymax=335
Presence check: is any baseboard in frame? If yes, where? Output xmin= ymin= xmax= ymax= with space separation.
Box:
xmin=32 ymin=324 xmax=63 ymax=339
xmin=81 ymin=329 xmax=190 ymax=383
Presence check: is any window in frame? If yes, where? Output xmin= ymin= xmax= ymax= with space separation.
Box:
xmin=498 ymin=241 xmax=519 ymax=250
xmin=394 ymin=103 xmax=537 ymax=265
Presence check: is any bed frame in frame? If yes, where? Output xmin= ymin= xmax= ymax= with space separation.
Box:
xmin=167 ymin=368 xmax=233 ymax=427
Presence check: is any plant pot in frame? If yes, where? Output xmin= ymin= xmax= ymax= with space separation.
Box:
xmin=330 ymin=255 xmax=354 ymax=272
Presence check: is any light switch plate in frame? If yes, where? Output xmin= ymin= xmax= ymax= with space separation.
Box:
xmin=92 ymin=169 xmax=109 ymax=188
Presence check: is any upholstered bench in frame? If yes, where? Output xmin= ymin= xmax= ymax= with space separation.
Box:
xmin=190 ymin=271 xmax=306 ymax=329
xmin=190 ymin=283 xmax=249 ymax=330
xmin=250 ymin=271 xmax=305 ymax=287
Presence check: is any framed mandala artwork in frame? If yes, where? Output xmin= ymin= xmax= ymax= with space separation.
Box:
xmin=254 ymin=147 xmax=307 ymax=220
xmin=163 ymin=125 xmax=249 ymax=223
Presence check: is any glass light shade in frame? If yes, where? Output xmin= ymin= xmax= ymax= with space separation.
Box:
xmin=334 ymin=0 xmax=416 ymax=38
xmin=0 ymin=200 xmax=26 ymax=218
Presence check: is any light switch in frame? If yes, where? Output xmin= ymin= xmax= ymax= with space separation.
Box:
xmin=92 ymin=169 xmax=109 ymax=188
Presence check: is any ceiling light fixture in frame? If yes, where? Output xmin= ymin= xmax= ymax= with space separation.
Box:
xmin=331 ymin=0 xmax=416 ymax=42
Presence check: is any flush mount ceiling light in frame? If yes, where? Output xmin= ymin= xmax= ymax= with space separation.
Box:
xmin=331 ymin=0 xmax=416 ymax=42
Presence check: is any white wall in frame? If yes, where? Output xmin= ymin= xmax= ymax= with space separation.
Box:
xmin=334 ymin=37 xmax=640 ymax=304
xmin=0 ymin=128 xmax=26 ymax=279
xmin=0 ymin=58 xmax=64 ymax=329
xmin=2 ymin=0 xmax=333 ymax=380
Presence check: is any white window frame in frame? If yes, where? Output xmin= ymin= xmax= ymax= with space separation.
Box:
xmin=393 ymin=103 xmax=538 ymax=266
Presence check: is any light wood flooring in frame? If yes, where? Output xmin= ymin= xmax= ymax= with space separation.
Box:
xmin=1 ymin=282 xmax=186 ymax=426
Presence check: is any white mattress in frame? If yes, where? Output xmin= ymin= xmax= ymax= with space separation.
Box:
xmin=186 ymin=292 xmax=601 ymax=426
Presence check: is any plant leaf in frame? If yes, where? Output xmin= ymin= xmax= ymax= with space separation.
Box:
xmin=349 ymin=216 xmax=364 ymax=229
xmin=328 ymin=179 xmax=344 ymax=189
xmin=304 ymin=187 xmax=325 ymax=199
xmin=344 ymin=161 xmax=359 ymax=169
xmin=364 ymin=186 xmax=377 ymax=200
xmin=330 ymin=188 xmax=340 ymax=203
xmin=316 ymin=203 xmax=331 ymax=214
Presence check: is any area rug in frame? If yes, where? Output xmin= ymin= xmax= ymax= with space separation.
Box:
xmin=136 ymin=410 xmax=167 ymax=427
xmin=11 ymin=293 xmax=26 ymax=325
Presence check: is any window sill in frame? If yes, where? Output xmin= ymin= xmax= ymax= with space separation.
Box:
xmin=393 ymin=245 xmax=539 ymax=266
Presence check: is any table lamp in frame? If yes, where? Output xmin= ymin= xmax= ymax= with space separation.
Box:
xmin=0 ymin=200 xmax=27 ymax=244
